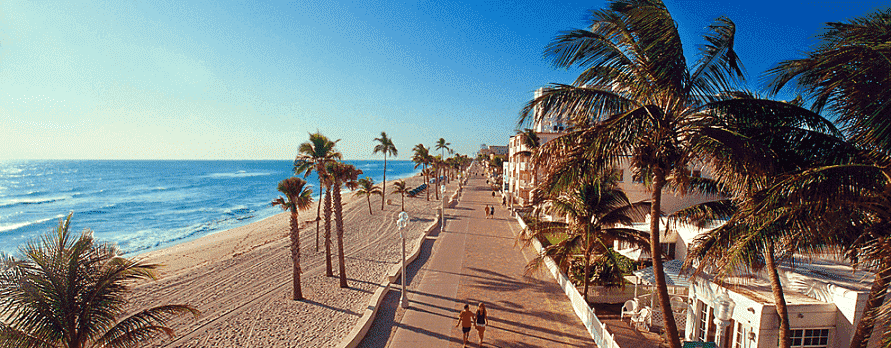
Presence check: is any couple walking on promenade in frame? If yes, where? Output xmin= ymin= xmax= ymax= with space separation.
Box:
xmin=362 ymin=171 xmax=591 ymax=348
xmin=482 ymin=204 xmax=496 ymax=219
xmin=456 ymin=303 xmax=487 ymax=347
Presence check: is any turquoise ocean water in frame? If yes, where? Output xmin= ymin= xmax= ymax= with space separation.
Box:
xmin=0 ymin=160 xmax=419 ymax=256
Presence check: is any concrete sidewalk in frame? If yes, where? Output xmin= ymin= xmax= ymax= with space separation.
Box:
xmin=362 ymin=172 xmax=594 ymax=348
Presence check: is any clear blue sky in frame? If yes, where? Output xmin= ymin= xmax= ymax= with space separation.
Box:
xmin=1 ymin=0 xmax=886 ymax=160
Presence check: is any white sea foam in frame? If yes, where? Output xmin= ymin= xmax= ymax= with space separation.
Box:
xmin=0 ymin=214 xmax=64 ymax=233
xmin=205 ymin=172 xmax=271 ymax=179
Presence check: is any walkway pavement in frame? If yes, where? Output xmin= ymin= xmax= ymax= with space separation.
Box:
xmin=360 ymin=170 xmax=594 ymax=348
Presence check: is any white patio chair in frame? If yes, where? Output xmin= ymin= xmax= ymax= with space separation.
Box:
xmin=620 ymin=299 xmax=638 ymax=321
xmin=632 ymin=307 xmax=651 ymax=331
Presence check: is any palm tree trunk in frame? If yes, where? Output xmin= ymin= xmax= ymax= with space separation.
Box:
xmin=583 ymin=226 xmax=591 ymax=303
xmin=289 ymin=212 xmax=303 ymax=300
xmin=382 ymin=154 xmax=387 ymax=210
xmin=764 ymin=243 xmax=791 ymax=348
xmin=401 ymin=193 xmax=405 ymax=211
xmin=425 ymin=163 xmax=430 ymax=201
xmin=324 ymin=186 xmax=333 ymax=277
xmin=366 ymin=196 xmax=373 ymax=215
xmin=334 ymin=179 xmax=348 ymax=288
xmin=849 ymin=247 xmax=891 ymax=348
xmin=649 ymin=174 xmax=681 ymax=348
xmin=316 ymin=176 xmax=322 ymax=252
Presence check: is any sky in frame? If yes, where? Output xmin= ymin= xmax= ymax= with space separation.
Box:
xmin=1 ymin=0 xmax=887 ymax=160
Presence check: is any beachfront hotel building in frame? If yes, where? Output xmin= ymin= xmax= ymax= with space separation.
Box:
xmin=507 ymin=91 xmax=885 ymax=348
xmin=505 ymin=88 xmax=568 ymax=207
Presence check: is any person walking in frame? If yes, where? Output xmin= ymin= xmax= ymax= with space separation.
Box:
xmin=490 ymin=205 xmax=495 ymax=219
xmin=456 ymin=304 xmax=476 ymax=347
xmin=484 ymin=205 xmax=490 ymax=219
xmin=475 ymin=303 xmax=488 ymax=346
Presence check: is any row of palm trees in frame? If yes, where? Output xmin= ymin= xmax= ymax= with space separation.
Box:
xmin=276 ymin=132 xmax=473 ymax=301
xmin=521 ymin=2 xmax=890 ymax=348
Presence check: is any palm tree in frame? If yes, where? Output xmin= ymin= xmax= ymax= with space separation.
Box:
xmin=392 ymin=180 xmax=409 ymax=211
xmin=412 ymin=144 xmax=432 ymax=201
xmin=321 ymin=166 xmax=335 ymax=277
xmin=294 ymin=132 xmax=342 ymax=252
xmin=355 ymin=177 xmax=383 ymax=215
xmin=330 ymin=162 xmax=362 ymax=288
xmin=435 ymin=138 xmax=452 ymax=185
xmin=0 ymin=213 xmax=199 ymax=348
xmin=373 ymin=132 xmax=398 ymax=211
xmin=520 ymin=168 xmax=648 ymax=302
xmin=521 ymin=2 xmax=747 ymax=345
xmin=272 ymin=177 xmax=314 ymax=300
xmin=764 ymin=10 xmax=891 ymax=347
xmin=679 ymin=95 xmax=848 ymax=348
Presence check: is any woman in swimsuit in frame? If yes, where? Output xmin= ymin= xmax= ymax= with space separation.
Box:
xmin=475 ymin=302 xmax=488 ymax=345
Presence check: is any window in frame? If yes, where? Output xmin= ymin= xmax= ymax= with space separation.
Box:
xmin=660 ymin=243 xmax=676 ymax=260
xmin=697 ymin=301 xmax=716 ymax=342
xmin=734 ymin=323 xmax=744 ymax=348
xmin=789 ymin=329 xmax=830 ymax=348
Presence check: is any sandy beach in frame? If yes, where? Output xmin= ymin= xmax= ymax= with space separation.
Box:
xmin=127 ymin=174 xmax=453 ymax=347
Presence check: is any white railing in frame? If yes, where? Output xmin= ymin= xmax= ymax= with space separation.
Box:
xmin=515 ymin=216 xmax=622 ymax=348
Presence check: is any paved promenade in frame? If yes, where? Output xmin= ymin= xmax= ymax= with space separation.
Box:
xmin=360 ymin=172 xmax=594 ymax=348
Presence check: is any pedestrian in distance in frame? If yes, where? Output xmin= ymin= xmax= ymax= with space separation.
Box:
xmin=475 ymin=303 xmax=488 ymax=345
xmin=456 ymin=303 xmax=476 ymax=347
xmin=490 ymin=205 xmax=495 ymax=219
xmin=484 ymin=205 xmax=490 ymax=219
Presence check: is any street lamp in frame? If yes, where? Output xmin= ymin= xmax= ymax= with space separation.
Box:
xmin=713 ymin=292 xmax=736 ymax=348
xmin=397 ymin=211 xmax=410 ymax=308
xmin=440 ymin=184 xmax=446 ymax=233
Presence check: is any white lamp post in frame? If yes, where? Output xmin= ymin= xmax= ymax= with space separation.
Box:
xmin=397 ymin=211 xmax=410 ymax=308
xmin=440 ymin=184 xmax=446 ymax=233
xmin=713 ymin=292 xmax=736 ymax=348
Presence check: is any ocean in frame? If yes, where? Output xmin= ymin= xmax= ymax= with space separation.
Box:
xmin=0 ymin=160 xmax=420 ymax=256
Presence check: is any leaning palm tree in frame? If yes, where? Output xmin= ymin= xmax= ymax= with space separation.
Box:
xmin=0 ymin=213 xmax=199 ymax=348
xmin=373 ymin=132 xmax=398 ymax=211
xmin=330 ymin=162 xmax=362 ymax=288
xmin=765 ymin=9 xmax=891 ymax=347
xmin=391 ymin=180 xmax=409 ymax=211
xmin=679 ymin=95 xmax=849 ymax=348
xmin=355 ymin=177 xmax=383 ymax=215
xmin=294 ymin=132 xmax=342 ymax=252
xmin=412 ymin=144 xmax=431 ymax=201
xmin=272 ymin=177 xmax=314 ymax=300
xmin=521 ymin=2 xmax=748 ymax=345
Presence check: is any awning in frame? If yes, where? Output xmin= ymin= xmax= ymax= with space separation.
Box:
xmin=632 ymin=259 xmax=691 ymax=288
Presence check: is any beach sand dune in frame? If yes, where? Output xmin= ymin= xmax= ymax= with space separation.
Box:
xmin=128 ymin=175 xmax=448 ymax=347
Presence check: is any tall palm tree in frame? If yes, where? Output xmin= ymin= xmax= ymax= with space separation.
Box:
xmin=272 ymin=177 xmax=314 ymax=300
xmin=392 ymin=180 xmax=408 ymax=212
xmin=412 ymin=144 xmax=431 ymax=201
xmin=521 ymin=168 xmax=648 ymax=302
xmin=330 ymin=162 xmax=362 ymax=288
xmin=521 ymin=2 xmax=747 ymax=345
xmin=679 ymin=95 xmax=848 ymax=348
xmin=435 ymin=138 xmax=452 ymax=185
xmin=373 ymin=132 xmax=398 ymax=211
xmin=294 ymin=132 xmax=342 ymax=252
xmin=321 ymin=166 xmax=335 ymax=277
xmin=355 ymin=177 xmax=383 ymax=215
xmin=765 ymin=10 xmax=891 ymax=347
xmin=0 ymin=213 xmax=199 ymax=348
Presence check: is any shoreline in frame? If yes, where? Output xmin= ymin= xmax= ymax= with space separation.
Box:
xmin=129 ymin=168 xmax=422 ymax=259
xmin=129 ymin=173 xmax=455 ymax=347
